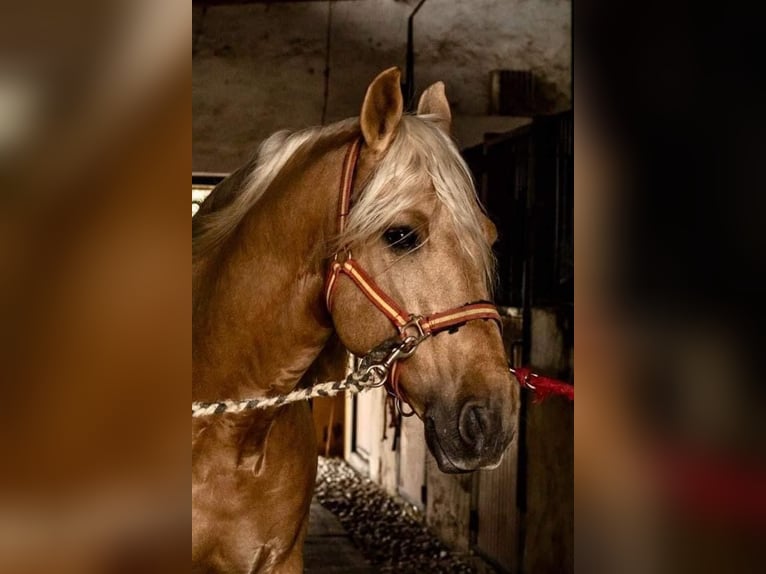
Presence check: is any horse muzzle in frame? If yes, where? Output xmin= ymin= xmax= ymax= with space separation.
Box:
xmin=424 ymin=397 xmax=516 ymax=473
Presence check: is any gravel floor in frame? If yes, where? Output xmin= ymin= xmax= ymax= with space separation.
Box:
xmin=314 ymin=456 xmax=495 ymax=574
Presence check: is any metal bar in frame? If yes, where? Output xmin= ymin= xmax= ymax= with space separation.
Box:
xmin=404 ymin=0 xmax=428 ymax=109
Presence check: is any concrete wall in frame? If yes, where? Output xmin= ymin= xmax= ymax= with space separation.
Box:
xmin=193 ymin=0 xmax=571 ymax=172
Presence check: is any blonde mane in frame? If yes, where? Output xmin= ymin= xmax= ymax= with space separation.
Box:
xmin=193 ymin=118 xmax=357 ymax=260
xmin=340 ymin=115 xmax=495 ymax=289
xmin=193 ymin=115 xmax=494 ymax=288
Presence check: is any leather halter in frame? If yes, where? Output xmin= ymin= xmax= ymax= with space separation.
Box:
xmin=324 ymin=137 xmax=502 ymax=413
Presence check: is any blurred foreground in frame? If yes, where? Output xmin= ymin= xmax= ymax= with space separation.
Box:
xmin=577 ymin=3 xmax=766 ymax=571
xmin=0 ymin=1 xmax=189 ymax=572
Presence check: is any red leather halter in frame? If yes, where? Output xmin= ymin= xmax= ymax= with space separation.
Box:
xmin=324 ymin=137 xmax=502 ymax=413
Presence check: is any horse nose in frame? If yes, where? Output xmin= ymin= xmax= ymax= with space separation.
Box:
xmin=458 ymin=400 xmax=493 ymax=453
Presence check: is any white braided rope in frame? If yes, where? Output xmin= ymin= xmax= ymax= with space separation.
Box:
xmin=192 ymin=364 xmax=385 ymax=418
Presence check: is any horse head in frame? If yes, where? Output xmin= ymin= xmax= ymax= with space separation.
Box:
xmin=328 ymin=68 xmax=517 ymax=473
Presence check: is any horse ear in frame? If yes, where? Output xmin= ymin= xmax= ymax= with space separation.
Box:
xmin=360 ymin=67 xmax=403 ymax=152
xmin=417 ymin=81 xmax=452 ymax=133
xmin=482 ymin=217 xmax=498 ymax=245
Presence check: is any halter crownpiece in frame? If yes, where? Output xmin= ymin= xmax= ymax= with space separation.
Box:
xmin=325 ymin=136 xmax=502 ymax=415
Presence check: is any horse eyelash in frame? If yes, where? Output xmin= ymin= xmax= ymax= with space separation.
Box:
xmin=373 ymin=235 xmax=432 ymax=278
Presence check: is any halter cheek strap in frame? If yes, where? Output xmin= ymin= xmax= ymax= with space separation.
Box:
xmin=325 ymin=137 xmax=502 ymax=413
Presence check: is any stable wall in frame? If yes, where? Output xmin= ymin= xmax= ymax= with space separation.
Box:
xmin=193 ymin=0 xmax=571 ymax=172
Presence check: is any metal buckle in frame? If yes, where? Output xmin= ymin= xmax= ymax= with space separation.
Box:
xmin=401 ymin=315 xmax=427 ymax=339
xmin=400 ymin=315 xmax=429 ymax=347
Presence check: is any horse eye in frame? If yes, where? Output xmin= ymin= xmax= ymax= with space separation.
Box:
xmin=383 ymin=226 xmax=420 ymax=253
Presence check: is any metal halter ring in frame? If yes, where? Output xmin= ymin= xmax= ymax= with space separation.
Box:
xmin=364 ymin=364 xmax=389 ymax=387
xmin=509 ymin=367 xmax=537 ymax=390
xmin=399 ymin=315 xmax=429 ymax=346
xmin=332 ymin=248 xmax=353 ymax=264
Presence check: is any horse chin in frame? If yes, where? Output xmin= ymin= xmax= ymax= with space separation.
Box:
xmin=429 ymin=442 xmax=472 ymax=474
xmin=478 ymin=452 xmax=505 ymax=470
xmin=424 ymin=425 xmax=476 ymax=474
xmin=431 ymin=446 xmax=505 ymax=474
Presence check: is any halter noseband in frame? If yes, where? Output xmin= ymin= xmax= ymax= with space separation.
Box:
xmin=324 ymin=137 xmax=502 ymax=415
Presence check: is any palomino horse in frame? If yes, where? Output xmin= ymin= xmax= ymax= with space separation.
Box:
xmin=192 ymin=67 xmax=517 ymax=573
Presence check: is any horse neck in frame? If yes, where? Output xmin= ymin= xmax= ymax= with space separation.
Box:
xmin=193 ymin=135 xmax=353 ymax=402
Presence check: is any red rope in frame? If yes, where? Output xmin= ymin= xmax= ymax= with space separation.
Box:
xmin=512 ymin=367 xmax=574 ymax=402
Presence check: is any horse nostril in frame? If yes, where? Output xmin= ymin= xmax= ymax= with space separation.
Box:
xmin=458 ymin=401 xmax=489 ymax=447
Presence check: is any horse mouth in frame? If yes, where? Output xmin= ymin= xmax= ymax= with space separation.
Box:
xmin=424 ymin=413 xmax=511 ymax=474
xmin=424 ymin=416 xmax=472 ymax=474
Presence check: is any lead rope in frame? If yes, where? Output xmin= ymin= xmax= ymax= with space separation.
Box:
xmin=192 ymin=336 xmax=411 ymax=418
xmin=191 ymin=370 xmax=382 ymax=418
xmin=192 ymin=362 xmax=574 ymax=418
xmin=510 ymin=367 xmax=574 ymax=402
